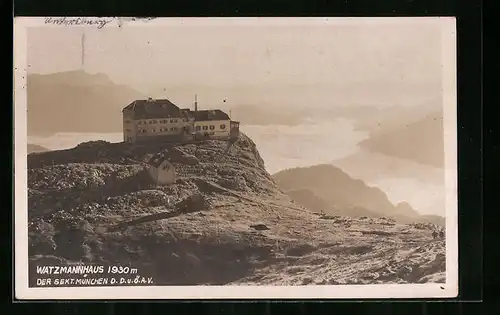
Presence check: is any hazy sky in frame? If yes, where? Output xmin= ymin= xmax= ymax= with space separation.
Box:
xmin=27 ymin=18 xmax=445 ymax=108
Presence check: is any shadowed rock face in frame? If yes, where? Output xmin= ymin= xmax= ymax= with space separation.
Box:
xmin=27 ymin=133 xmax=446 ymax=286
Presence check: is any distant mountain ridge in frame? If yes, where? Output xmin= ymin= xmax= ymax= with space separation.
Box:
xmin=27 ymin=71 xmax=444 ymax=137
xmin=272 ymin=164 xmax=445 ymax=226
xmin=27 ymin=144 xmax=49 ymax=154
xmin=359 ymin=111 xmax=445 ymax=168
xmin=29 ymin=71 xmax=116 ymax=87
xmin=27 ymin=71 xmax=145 ymax=136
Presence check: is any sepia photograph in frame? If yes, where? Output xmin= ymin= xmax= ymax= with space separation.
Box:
xmin=14 ymin=17 xmax=458 ymax=299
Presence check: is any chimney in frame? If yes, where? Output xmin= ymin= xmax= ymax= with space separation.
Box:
xmin=194 ymin=94 xmax=198 ymax=112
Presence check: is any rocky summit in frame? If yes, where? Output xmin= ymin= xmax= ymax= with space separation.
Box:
xmin=27 ymin=134 xmax=446 ymax=285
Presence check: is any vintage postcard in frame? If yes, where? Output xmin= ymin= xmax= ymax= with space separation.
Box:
xmin=14 ymin=17 xmax=458 ymax=300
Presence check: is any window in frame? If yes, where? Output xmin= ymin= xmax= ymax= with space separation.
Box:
xmin=170 ymin=119 xmax=175 ymax=123
xmin=152 ymin=129 xmax=156 ymax=132
xmin=220 ymin=124 xmax=226 ymax=130
xmin=209 ymin=125 xmax=215 ymax=130
xmin=196 ymin=126 xmax=201 ymax=131
xmin=202 ymin=125 xmax=208 ymax=131
xmin=140 ymin=129 xmax=147 ymax=133
xmin=137 ymin=121 xmax=142 ymax=125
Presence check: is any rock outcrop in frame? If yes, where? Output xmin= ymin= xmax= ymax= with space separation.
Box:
xmin=27 ymin=134 xmax=446 ymax=285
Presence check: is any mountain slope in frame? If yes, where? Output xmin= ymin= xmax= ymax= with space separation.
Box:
xmin=358 ymin=111 xmax=445 ymax=167
xmin=27 ymin=71 xmax=145 ymax=135
xmin=27 ymin=134 xmax=445 ymax=286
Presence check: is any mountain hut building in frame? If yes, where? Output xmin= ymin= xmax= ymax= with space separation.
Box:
xmin=122 ymin=96 xmax=240 ymax=144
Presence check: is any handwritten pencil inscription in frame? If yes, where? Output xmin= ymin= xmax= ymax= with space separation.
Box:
xmin=44 ymin=17 xmax=114 ymax=29
xmin=43 ymin=17 xmax=157 ymax=29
